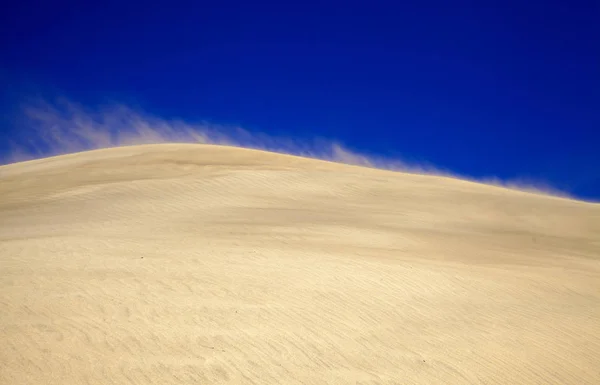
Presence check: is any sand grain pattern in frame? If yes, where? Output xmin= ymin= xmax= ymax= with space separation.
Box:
xmin=1 ymin=144 xmax=599 ymax=384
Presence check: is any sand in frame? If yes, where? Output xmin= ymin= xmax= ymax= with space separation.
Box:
xmin=1 ymin=143 xmax=599 ymax=385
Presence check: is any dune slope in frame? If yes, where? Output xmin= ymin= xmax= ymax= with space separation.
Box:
xmin=1 ymin=143 xmax=599 ymax=385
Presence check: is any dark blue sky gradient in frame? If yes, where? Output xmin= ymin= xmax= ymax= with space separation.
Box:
xmin=1 ymin=0 xmax=599 ymax=199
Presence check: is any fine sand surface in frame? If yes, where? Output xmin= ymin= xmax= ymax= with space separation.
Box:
xmin=1 ymin=143 xmax=599 ymax=385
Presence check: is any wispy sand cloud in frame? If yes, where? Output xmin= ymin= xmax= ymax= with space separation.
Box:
xmin=2 ymin=97 xmax=571 ymax=198
xmin=2 ymin=98 xmax=411 ymax=170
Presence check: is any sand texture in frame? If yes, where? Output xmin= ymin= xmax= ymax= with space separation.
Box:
xmin=1 ymin=144 xmax=599 ymax=384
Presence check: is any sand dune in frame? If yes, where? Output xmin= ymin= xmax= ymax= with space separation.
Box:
xmin=1 ymin=143 xmax=599 ymax=385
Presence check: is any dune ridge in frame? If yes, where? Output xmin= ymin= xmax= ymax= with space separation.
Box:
xmin=4 ymin=99 xmax=575 ymax=199
xmin=1 ymin=143 xmax=599 ymax=384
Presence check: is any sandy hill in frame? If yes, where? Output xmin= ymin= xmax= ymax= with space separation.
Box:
xmin=1 ymin=143 xmax=599 ymax=385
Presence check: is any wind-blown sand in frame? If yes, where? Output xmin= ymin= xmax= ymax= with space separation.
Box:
xmin=1 ymin=143 xmax=599 ymax=385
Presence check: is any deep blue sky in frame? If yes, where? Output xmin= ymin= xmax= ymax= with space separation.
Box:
xmin=1 ymin=0 xmax=599 ymax=199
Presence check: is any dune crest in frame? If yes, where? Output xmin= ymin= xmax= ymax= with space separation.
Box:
xmin=1 ymin=144 xmax=599 ymax=385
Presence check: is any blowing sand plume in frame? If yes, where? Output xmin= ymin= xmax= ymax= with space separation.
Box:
xmin=1 ymin=143 xmax=599 ymax=384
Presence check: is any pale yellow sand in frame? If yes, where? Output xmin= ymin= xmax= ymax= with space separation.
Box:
xmin=1 ymin=143 xmax=599 ymax=385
